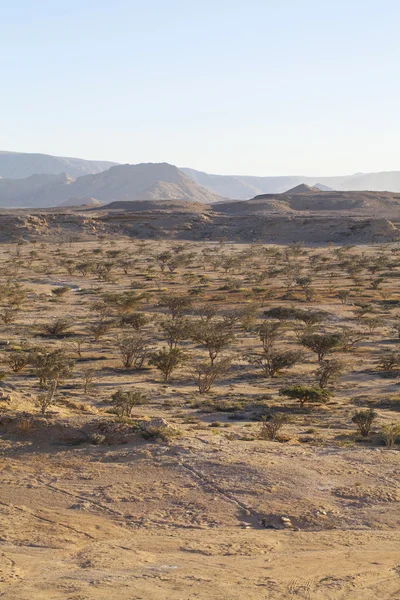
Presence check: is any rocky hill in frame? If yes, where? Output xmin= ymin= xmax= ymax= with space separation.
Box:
xmin=1 ymin=188 xmax=399 ymax=245
xmin=284 ymin=184 xmax=321 ymax=194
xmin=247 ymin=190 xmax=400 ymax=214
xmin=60 ymin=163 xmax=221 ymax=204
xmin=0 ymin=163 xmax=222 ymax=208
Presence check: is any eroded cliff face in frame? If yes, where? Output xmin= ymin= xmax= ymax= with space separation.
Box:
xmin=0 ymin=209 xmax=399 ymax=245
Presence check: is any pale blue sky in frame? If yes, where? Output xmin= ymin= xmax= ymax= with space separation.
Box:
xmin=1 ymin=0 xmax=399 ymax=175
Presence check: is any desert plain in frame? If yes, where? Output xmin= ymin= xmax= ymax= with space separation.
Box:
xmin=0 ymin=228 xmax=399 ymax=600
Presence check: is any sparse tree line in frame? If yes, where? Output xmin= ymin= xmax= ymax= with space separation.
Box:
xmin=0 ymin=238 xmax=399 ymax=448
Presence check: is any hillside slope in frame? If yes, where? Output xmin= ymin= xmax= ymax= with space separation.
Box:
xmin=0 ymin=173 xmax=74 ymax=208
xmin=0 ymin=163 xmax=222 ymax=207
xmin=248 ymin=190 xmax=400 ymax=213
xmin=0 ymin=201 xmax=398 ymax=245
xmin=0 ymin=151 xmax=117 ymax=179
xmin=61 ymin=163 xmax=220 ymax=204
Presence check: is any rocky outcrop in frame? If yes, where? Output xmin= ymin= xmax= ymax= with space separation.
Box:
xmin=0 ymin=206 xmax=398 ymax=245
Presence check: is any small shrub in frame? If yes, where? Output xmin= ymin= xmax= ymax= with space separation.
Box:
xmin=51 ymin=286 xmax=70 ymax=300
xmin=263 ymin=306 xmax=300 ymax=321
xmin=35 ymin=390 xmax=55 ymax=415
xmin=258 ymin=414 xmax=288 ymax=440
xmin=110 ymin=389 xmax=147 ymax=417
xmin=117 ymin=334 xmax=151 ymax=369
xmin=279 ymin=385 xmax=331 ymax=408
xmin=192 ymin=358 xmax=231 ymax=394
xmin=0 ymin=308 xmax=19 ymax=324
xmin=141 ymin=425 xmax=182 ymax=441
xmin=159 ymin=294 xmax=192 ymax=320
xmin=82 ymin=368 xmax=96 ymax=394
xmin=87 ymin=319 xmax=114 ymax=341
xmin=120 ymin=312 xmax=149 ymax=331
xmin=42 ymin=318 xmax=73 ymax=337
xmin=30 ymin=347 xmax=74 ymax=389
xmin=6 ymin=350 xmax=30 ymax=373
xmin=352 ymin=409 xmax=377 ymax=437
xmin=379 ymin=353 xmax=400 ymax=371
xmin=247 ymin=350 xmax=302 ymax=378
xmin=300 ymin=332 xmax=343 ymax=362
xmin=189 ymin=321 xmax=234 ymax=365
xmin=316 ymin=359 xmax=347 ymax=389
xmin=159 ymin=319 xmax=190 ymax=349
xmin=149 ymin=347 xmax=187 ymax=382
xmin=381 ymin=423 xmax=400 ymax=448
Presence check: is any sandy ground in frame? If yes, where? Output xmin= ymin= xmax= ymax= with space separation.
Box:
xmin=1 ymin=434 xmax=399 ymax=599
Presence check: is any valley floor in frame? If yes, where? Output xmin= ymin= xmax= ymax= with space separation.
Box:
xmin=1 ymin=435 xmax=400 ymax=599
xmin=0 ymin=237 xmax=400 ymax=599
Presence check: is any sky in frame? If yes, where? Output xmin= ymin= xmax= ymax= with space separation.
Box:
xmin=1 ymin=0 xmax=400 ymax=176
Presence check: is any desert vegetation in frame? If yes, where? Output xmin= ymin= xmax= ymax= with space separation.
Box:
xmin=1 ymin=238 xmax=400 ymax=446
xmin=1 ymin=235 xmax=400 ymax=599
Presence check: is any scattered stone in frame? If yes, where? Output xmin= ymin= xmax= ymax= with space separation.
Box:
xmin=89 ymin=433 xmax=105 ymax=445
xmin=69 ymin=501 xmax=91 ymax=510
xmin=139 ymin=417 xmax=172 ymax=432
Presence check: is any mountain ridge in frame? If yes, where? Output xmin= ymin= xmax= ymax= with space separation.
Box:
xmin=0 ymin=162 xmax=222 ymax=208
xmin=2 ymin=151 xmax=400 ymax=202
xmin=182 ymin=167 xmax=400 ymax=198
xmin=0 ymin=151 xmax=118 ymax=179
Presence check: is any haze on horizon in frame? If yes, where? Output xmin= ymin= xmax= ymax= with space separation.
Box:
xmin=1 ymin=0 xmax=400 ymax=177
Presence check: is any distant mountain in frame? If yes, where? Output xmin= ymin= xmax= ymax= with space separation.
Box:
xmin=0 ymin=163 xmax=222 ymax=208
xmin=0 ymin=173 xmax=74 ymax=208
xmin=3 ymin=151 xmax=400 ymax=202
xmin=182 ymin=168 xmax=304 ymax=199
xmin=182 ymin=168 xmax=400 ymax=199
xmin=54 ymin=163 xmax=221 ymax=205
xmin=0 ymin=151 xmax=117 ymax=179
xmin=313 ymin=183 xmax=333 ymax=192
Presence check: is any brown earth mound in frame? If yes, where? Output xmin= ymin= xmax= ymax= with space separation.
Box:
xmin=247 ymin=190 xmax=400 ymax=214
xmin=284 ymin=183 xmax=320 ymax=194
xmin=100 ymin=199 xmax=210 ymax=213
xmin=1 ymin=190 xmax=400 ymax=244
